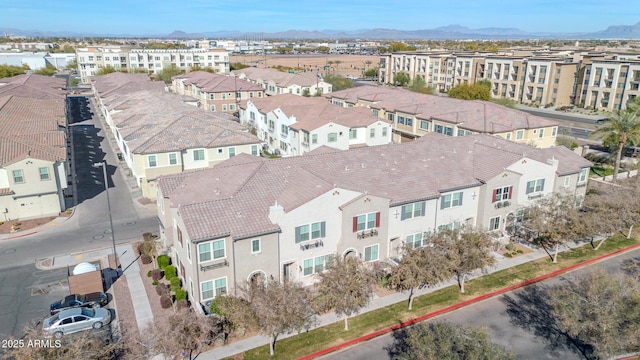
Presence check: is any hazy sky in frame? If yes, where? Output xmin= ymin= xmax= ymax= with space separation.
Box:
xmin=1 ymin=0 xmax=637 ymax=35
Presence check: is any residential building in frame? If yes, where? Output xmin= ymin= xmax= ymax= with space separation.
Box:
xmin=156 ymin=133 xmax=591 ymax=310
xmin=0 ymin=74 xmax=68 ymax=221
xmin=579 ymin=57 xmax=640 ymax=111
xmin=76 ymin=46 xmax=230 ymax=84
xmin=231 ymin=67 xmax=332 ymax=96
xmin=239 ymin=94 xmax=392 ymax=156
xmin=92 ymin=72 xmax=261 ymax=199
xmin=169 ymin=71 xmax=264 ymax=113
xmin=325 ymin=85 xmax=559 ymax=147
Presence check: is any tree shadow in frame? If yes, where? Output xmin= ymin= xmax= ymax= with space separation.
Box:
xmin=384 ymin=326 xmax=410 ymax=359
xmin=500 ymin=283 xmax=595 ymax=359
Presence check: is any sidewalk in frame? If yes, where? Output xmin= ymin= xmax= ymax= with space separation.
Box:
xmin=200 ymin=239 xmax=625 ymax=359
xmin=36 ymin=243 xmax=154 ymax=335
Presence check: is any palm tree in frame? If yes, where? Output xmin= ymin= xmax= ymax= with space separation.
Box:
xmin=590 ymin=111 xmax=640 ymax=181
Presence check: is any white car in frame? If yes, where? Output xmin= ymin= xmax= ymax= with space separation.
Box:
xmin=43 ymin=307 xmax=111 ymax=338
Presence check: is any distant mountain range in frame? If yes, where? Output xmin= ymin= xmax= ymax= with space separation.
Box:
xmin=3 ymin=22 xmax=640 ymax=40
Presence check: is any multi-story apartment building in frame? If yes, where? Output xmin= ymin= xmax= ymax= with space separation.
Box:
xmin=326 ymin=86 xmax=559 ymax=147
xmin=231 ymin=67 xmax=333 ymax=96
xmin=76 ymin=46 xmax=230 ymax=84
xmin=380 ymin=50 xmax=640 ymax=111
xmin=169 ymin=71 xmax=264 ymax=114
xmin=92 ymin=72 xmax=261 ymax=199
xmin=156 ymin=133 xmax=591 ymax=310
xmin=0 ymin=74 xmax=68 ymax=221
xmin=239 ymin=94 xmax=392 ymax=156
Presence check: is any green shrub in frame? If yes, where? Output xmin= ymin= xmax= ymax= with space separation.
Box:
xmin=152 ymin=280 xmax=158 ymax=286
xmin=175 ymin=289 xmax=187 ymax=301
xmin=157 ymin=254 xmax=171 ymax=270
xmin=164 ymin=265 xmax=177 ymax=280
xmin=210 ymin=296 xmax=222 ymax=315
xmin=160 ymin=294 xmax=172 ymax=309
xmin=151 ymin=269 xmax=164 ymax=281
xmin=505 ymin=243 xmax=515 ymax=251
xmin=516 ymin=249 xmax=524 ymax=254
xmin=147 ymin=270 xmax=152 ymax=277
xmin=504 ymin=253 xmax=513 ymax=258
xmin=170 ymin=277 xmax=181 ymax=292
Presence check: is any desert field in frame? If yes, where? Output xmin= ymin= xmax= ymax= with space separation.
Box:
xmin=230 ymin=54 xmax=380 ymax=77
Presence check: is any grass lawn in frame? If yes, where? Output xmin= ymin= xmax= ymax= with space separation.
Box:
xmin=590 ymin=164 xmax=614 ymax=177
xmin=226 ymin=235 xmax=638 ymax=360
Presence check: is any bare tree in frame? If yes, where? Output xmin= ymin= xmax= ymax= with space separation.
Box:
xmin=218 ymin=279 xmax=315 ymax=356
xmin=147 ymin=308 xmax=226 ymax=360
xmin=521 ymin=193 xmax=583 ymax=263
xmin=314 ymin=256 xmax=376 ymax=330
xmin=547 ymin=269 xmax=640 ymax=359
xmin=386 ymin=321 xmax=515 ymax=360
xmin=387 ymin=245 xmax=450 ymax=310
xmin=431 ymin=228 xmax=496 ymax=293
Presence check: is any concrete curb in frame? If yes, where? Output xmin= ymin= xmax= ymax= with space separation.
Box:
xmin=0 ymin=209 xmax=75 ymax=241
xmin=298 ymin=241 xmax=640 ymax=360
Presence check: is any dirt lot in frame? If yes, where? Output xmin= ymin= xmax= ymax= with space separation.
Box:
xmin=0 ymin=212 xmax=69 ymax=234
xmin=230 ymin=54 xmax=380 ymax=77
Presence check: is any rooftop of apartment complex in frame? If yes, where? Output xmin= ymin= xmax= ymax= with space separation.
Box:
xmin=232 ymin=67 xmax=324 ymax=88
xmin=0 ymin=74 xmax=67 ymax=167
xmin=327 ymin=86 xmax=558 ymax=133
xmin=159 ymin=133 xmax=591 ymax=242
xmin=172 ymin=71 xmax=264 ymax=93
xmin=93 ymin=73 xmax=259 ymax=154
xmin=242 ymin=93 xmax=386 ymax=131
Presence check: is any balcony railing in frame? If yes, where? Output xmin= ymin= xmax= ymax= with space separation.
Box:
xmin=357 ymin=229 xmax=379 ymax=240
xmin=528 ymin=193 xmax=543 ymax=200
xmin=200 ymin=259 xmax=229 ymax=272
xmin=300 ymin=240 xmax=324 ymax=251
xmin=494 ymin=200 xmax=512 ymax=209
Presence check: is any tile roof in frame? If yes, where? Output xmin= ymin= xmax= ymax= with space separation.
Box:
xmin=243 ymin=94 xmax=387 ymax=131
xmin=0 ymin=74 xmax=67 ymax=99
xmin=172 ymin=71 xmax=263 ymax=92
xmin=160 ymin=133 xmax=589 ymax=242
xmin=93 ymin=73 xmax=261 ymax=154
xmin=328 ymin=85 xmax=558 ymax=132
xmin=0 ymin=94 xmax=66 ymax=166
xmin=232 ymin=67 xmax=323 ymax=87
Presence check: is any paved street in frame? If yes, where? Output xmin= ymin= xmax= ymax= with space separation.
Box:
xmin=320 ymin=247 xmax=640 ymax=360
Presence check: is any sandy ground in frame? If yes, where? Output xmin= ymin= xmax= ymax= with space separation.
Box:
xmin=230 ymin=54 xmax=380 ymax=77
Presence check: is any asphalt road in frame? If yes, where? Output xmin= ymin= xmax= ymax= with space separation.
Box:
xmin=0 ymin=96 xmax=157 ymax=342
xmin=320 ymin=247 xmax=640 ymax=360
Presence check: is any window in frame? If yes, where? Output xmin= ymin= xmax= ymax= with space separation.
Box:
xmin=401 ymin=201 xmax=426 ymax=220
xmin=353 ymin=212 xmax=380 ymax=232
xmin=564 ymin=177 xmax=570 ymax=188
xmin=295 ymin=221 xmax=326 ymax=243
xmin=201 ymin=281 xmax=213 ymax=300
xmin=201 ymin=278 xmax=227 ymax=301
xmin=177 ymin=226 xmax=183 ymax=246
xmin=440 ymin=192 xmax=463 ymax=209
xmin=419 ymin=120 xmax=429 ymax=130
xmin=228 ymin=147 xmax=236 ymax=158
xmin=405 ymin=232 xmax=429 ymax=249
xmin=12 ymin=170 xmax=24 ymax=183
xmin=251 ymin=239 xmax=261 ymax=254
xmin=311 ymin=134 xmax=318 ymax=144
xmin=215 ymin=278 xmax=227 ymax=296
xmin=169 ymin=153 xmax=178 ymax=165
xmin=147 ymin=154 xmax=157 ymax=167
xmin=370 ymin=128 xmax=375 ymax=138
xmin=193 ymin=149 xmax=205 ymax=161
xmin=489 ymin=216 xmax=501 ymax=231
xmin=438 ymin=221 xmax=461 ymax=232
xmin=364 ymin=244 xmax=379 ymax=262
xmin=222 ymin=104 xmax=227 ymax=111
xmin=281 ymin=124 xmax=289 ymax=136
xmin=251 ymin=145 xmax=259 ymax=156
xmin=210 ymin=105 xmax=216 ymax=111
xmin=516 ymin=130 xmax=524 ymax=140
xmin=578 ymin=168 xmax=588 ymax=183
xmin=327 ymin=133 xmax=337 ymax=142
xmin=303 ymin=255 xmax=333 ymax=276
xmin=38 ymin=167 xmax=50 ymax=181
xmin=526 ymin=179 xmax=545 ymax=194
xmin=217 ymin=148 xmax=224 ymax=154
xmin=198 ymin=239 xmax=225 ymax=262
xmin=492 ymin=186 xmax=512 ymax=202
xmin=434 ymin=124 xmax=443 ymax=133
xmin=506 ymin=133 xmax=512 ymax=140
xmin=349 ymin=129 xmax=357 ymax=139
xmin=382 ymin=127 xmax=388 ymax=137
xmin=538 ymin=129 xmax=544 ymax=138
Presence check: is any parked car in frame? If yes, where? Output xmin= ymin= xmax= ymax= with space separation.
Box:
xmin=49 ymin=292 xmax=108 ymax=315
xmin=43 ymin=307 xmax=111 ymax=338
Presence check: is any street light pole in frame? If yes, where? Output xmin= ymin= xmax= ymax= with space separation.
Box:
xmin=93 ymin=161 xmax=118 ymax=270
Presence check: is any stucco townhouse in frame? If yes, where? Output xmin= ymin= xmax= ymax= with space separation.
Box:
xmin=169 ymin=71 xmax=264 ymax=113
xmin=231 ymin=67 xmax=332 ymax=96
xmin=0 ymin=74 xmax=68 ymax=221
xmin=91 ymin=72 xmax=262 ymax=199
xmin=326 ymin=85 xmax=559 ymax=147
xmin=156 ymin=133 xmax=591 ymax=311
